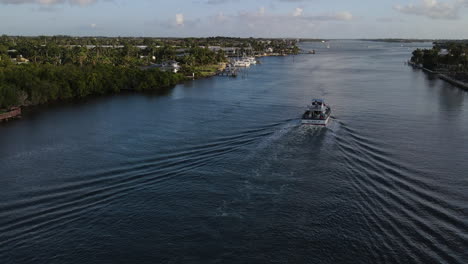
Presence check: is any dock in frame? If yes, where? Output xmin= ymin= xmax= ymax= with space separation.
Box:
xmin=217 ymin=68 xmax=238 ymax=77
xmin=0 ymin=107 xmax=22 ymax=122
xmin=299 ymin=49 xmax=316 ymax=54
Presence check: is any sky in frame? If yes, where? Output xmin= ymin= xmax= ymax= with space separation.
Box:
xmin=1 ymin=0 xmax=468 ymax=38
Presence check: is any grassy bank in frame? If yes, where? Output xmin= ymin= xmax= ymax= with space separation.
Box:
xmin=194 ymin=64 xmax=222 ymax=78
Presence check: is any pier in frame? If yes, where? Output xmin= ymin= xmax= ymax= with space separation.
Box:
xmin=299 ymin=49 xmax=316 ymax=54
xmin=217 ymin=68 xmax=238 ymax=77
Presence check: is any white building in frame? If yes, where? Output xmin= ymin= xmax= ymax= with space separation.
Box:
xmin=439 ymin=49 xmax=449 ymax=56
xmin=160 ymin=61 xmax=181 ymax=73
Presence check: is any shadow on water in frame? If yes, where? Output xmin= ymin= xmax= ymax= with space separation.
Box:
xmin=423 ymin=73 xmax=441 ymax=89
xmin=417 ymin=70 xmax=467 ymax=119
xmin=438 ymin=82 xmax=467 ymax=114
xmin=1 ymin=87 xmax=177 ymax=127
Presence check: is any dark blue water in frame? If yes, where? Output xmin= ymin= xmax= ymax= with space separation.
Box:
xmin=1 ymin=40 xmax=467 ymax=263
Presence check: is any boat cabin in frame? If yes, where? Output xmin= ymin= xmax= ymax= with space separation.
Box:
xmin=309 ymin=99 xmax=326 ymax=111
xmin=302 ymin=98 xmax=331 ymax=125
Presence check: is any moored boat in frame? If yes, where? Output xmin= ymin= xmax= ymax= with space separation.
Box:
xmin=233 ymin=59 xmax=251 ymax=67
xmin=301 ymin=99 xmax=331 ymax=126
xmin=245 ymin=56 xmax=257 ymax=64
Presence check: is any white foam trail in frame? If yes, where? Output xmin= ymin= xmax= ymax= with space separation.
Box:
xmin=246 ymin=120 xmax=298 ymax=158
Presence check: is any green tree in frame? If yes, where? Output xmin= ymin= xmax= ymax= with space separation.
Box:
xmin=0 ymin=84 xmax=19 ymax=109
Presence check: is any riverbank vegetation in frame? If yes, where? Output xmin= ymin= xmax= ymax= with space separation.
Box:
xmin=410 ymin=42 xmax=468 ymax=87
xmin=411 ymin=42 xmax=468 ymax=71
xmin=0 ymin=36 xmax=300 ymax=111
xmin=0 ymin=64 xmax=184 ymax=109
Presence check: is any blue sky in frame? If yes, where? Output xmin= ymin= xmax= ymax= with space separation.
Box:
xmin=1 ymin=0 xmax=468 ymax=38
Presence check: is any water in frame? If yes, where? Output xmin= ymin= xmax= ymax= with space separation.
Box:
xmin=1 ymin=40 xmax=467 ymax=263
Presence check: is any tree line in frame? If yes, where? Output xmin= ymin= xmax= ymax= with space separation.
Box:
xmin=0 ymin=35 xmax=300 ymax=110
xmin=0 ymin=64 xmax=185 ymax=109
xmin=411 ymin=42 xmax=468 ymax=71
xmin=0 ymin=36 xmax=230 ymax=110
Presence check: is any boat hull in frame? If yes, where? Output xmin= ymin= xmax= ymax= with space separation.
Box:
xmin=301 ymin=116 xmax=330 ymax=126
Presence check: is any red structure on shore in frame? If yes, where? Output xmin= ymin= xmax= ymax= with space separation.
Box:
xmin=0 ymin=107 xmax=22 ymax=122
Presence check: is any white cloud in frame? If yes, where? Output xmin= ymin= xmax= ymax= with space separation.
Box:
xmin=334 ymin=11 xmax=353 ymax=21
xmin=181 ymin=9 xmax=352 ymax=37
xmin=216 ymin=12 xmax=228 ymax=22
xmin=293 ymin=7 xmax=303 ymax=17
xmin=394 ymin=0 xmax=468 ymax=19
xmin=258 ymin=6 xmax=265 ymax=16
xmin=175 ymin=13 xmax=184 ymax=26
xmin=306 ymin=11 xmax=354 ymax=21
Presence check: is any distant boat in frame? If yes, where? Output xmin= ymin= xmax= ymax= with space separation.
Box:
xmin=245 ymin=56 xmax=257 ymax=65
xmin=302 ymin=99 xmax=331 ymax=126
xmin=322 ymin=40 xmax=330 ymax=48
xmin=233 ymin=58 xmax=251 ymax=67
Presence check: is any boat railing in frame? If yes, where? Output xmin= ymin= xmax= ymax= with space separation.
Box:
xmin=308 ymin=105 xmax=324 ymax=111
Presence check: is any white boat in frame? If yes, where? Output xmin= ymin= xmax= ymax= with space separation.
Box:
xmin=245 ymin=56 xmax=257 ymax=65
xmin=301 ymin=99 xmax=331 ymax=126
xmin=233 ymin=59 xmax=251 ymax=67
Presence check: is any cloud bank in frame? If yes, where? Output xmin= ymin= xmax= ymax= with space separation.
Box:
xmin=395 ymin=0 xmax=468 ymax=19
xmin=175 ymin=13 xmax=184 ymax=26
xmin=149 ymin=7 xmax=355 ymax=38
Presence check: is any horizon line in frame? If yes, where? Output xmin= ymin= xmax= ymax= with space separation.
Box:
xmin=2 ymin=35 xmax=467 ymax=41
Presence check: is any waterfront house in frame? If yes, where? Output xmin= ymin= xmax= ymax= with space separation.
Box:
xmin=144 ymin=61 xmax=181 ymax=73
xmin=11 ymin=55 xmax=29 ymax=64
xmin=439 ymin=49 xmax=449 ymax=56
xmin=207 ymin=46 xmax=240 ymax=56
xmin=162 ymin=61 xmax=180 ymax=73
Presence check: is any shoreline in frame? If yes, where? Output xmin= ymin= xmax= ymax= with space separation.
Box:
xmin=438 ymin=74 xmax=468 ymax=90
xmin=407 ymin=61 xmax=468 ymax=90
xmin=0 ymin=54 xmax=295 ymax=124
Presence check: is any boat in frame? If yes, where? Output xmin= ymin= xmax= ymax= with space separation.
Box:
xmin=233 ymin=59 xmax=251 ymax=67
xmin=245 ymin=56 xmax=257 ymax=65
xmin=301 ymin=99 xmax=331 ymax=126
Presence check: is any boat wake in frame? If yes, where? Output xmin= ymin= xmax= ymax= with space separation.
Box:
xmin=334 ymin=122 xmax=468 ymax=264
xmin=0 ymin=122 xmax=285 ymax=255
